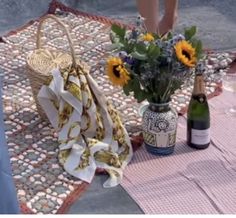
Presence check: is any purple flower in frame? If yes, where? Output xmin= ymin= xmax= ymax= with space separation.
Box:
xmin=124 ymin=55 xmax=136 ymax=66
xmin=131 ymin=29 xmax=140 ymax=39
xmin=118 ymin=52 xmax=136 ymax=66
xmin=168 ymin=34 xmax=185 ymax=45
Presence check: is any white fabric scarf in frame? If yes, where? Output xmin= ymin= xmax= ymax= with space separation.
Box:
xmin=38 ymin=66 xmax=133 ymax=187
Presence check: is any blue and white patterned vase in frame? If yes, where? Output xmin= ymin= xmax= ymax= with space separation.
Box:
xmin=142 ymin=102 xmax=178 ymax=155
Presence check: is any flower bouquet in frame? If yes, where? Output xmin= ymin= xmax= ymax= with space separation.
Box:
xmin=106 ymin=19 xmax=203 ymax=104
xmin=105 ymin=18 xmax=205 ymax=155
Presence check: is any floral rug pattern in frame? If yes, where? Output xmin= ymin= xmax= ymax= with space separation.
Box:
xmin=0 ymin=0 xmax=234 ymax=214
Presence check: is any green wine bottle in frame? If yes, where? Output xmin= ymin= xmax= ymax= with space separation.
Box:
xmin=187 ymin=73 xmax=210 ymax=149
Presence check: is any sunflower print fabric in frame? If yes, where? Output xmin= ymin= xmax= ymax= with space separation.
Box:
xmin=38 ymin=64 xmax=133 ymax=187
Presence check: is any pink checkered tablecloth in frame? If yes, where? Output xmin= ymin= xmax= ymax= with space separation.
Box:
xmin=121 ymin=90 xmax=236 ymax=214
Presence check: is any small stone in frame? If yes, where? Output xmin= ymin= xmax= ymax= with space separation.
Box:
xmin=25 ymin=135 xmax=33 ymax=139
xmin=68 ymin=185 xmax=74 ymax=191
xmin=219 ymin=60 xmax=228 ymax=68
xmin=207 ymin=65 xmax=213 ymax=70
xmin=51 ymin=164 xmax=59 ymax=169
xmin=5 ymin=106 xmax=12 ymax=111
xmin=37 ymin=192 xmax=45 ymax=197
xmin=32 ymin=209 xmax=37 ymax=214
xmin=210 ymin=87 xmax=215 ymax=92
xmin=14 ymin=175 xmax=22 ymax=179
xmin=39 ymin=199 xmax=48 ymax=205
xmin=59 ymin=193 xmax=67 ymax=198
xmin=47 ymin=201 xmax=55 ymax=207
xmin=55 ymin=181 xmax=62 ymax=186
xmin=18 ymin=155 xmax=24 ymax=160
xmin=29 ymin=177 xmax=35 ymax=182
xmin=57 ymin=199 xmax=63 ymax=205
xmin=209 ymin=57 xmax=217 ymax=63
xmin=26 ymin=202 xmax=32 ymax=208
xmin=40 ymin=154 xmax=46 ymax=159
xmin=34 ymin=202 xmax=42 ymax=210
xmin=35 ymin=181 xmax=42 ymax=185
xmin=52 ymin=192 xmax=57 ymax=196
xmin=28 ymin=165 xmax=34 ymax=170
xmin=179 ymin=103 xmax=186 ymax=108
xmin=50 ymin=196 xmax=56 ymax=201
xmin=176 ymin=106 xmax=181 ymax=111
xmin=46 ymin=188 xmax=52 ymax=194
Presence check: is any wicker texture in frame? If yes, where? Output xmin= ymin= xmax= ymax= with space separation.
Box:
xmin=26 ymin=14 xmax=77 ymax=119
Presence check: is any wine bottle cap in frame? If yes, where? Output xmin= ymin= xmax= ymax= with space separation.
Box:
xmin=193 ymin=73 xmax=206 ymax=95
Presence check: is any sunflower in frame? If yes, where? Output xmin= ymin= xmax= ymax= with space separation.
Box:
xmin=142 ymin=33 xmax=154 ymax=42
xmin=106 ymin=57 xmax=130 ymax=86
xmin=175 ymin=40 xmax=197 ymax=67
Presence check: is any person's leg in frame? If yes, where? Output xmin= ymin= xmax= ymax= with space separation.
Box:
xmin=136 ymin=0 xmax=159 ymax=33
xmin=158 ymin=0 xmax=178 ymax=35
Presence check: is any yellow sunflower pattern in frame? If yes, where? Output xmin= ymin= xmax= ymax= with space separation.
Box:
xmin=38 ymin=64 xmax=133 ymax=187
xmin=58 ymin=102 xmax=74 ymax=129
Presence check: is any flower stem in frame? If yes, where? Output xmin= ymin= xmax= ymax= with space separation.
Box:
xmin=161 ymin=79 xmax=172 ymax=103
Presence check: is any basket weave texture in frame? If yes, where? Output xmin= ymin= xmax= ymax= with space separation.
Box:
xmin=26 ymin=14 xmax=78 ymax=119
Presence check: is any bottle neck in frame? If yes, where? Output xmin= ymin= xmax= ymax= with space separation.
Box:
xmin=192 ymin=74 xmax=206 ymax=95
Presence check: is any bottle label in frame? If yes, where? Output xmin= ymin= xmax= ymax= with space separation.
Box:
xmin=192 ymin=94 xmax=207 ymax=104
xmin=191 ymin=128 xmax=210 ymax=145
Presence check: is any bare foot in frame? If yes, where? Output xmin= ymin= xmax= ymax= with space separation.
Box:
xmin=158 ymin=14 xmax=178 ymax=36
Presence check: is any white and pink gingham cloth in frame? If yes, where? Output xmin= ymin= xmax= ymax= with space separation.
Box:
xmin=121 ymin=90 xmax=236 ymax=214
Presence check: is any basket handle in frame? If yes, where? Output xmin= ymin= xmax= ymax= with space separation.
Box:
xmin=36 ymin=14 xmax=76 ymax=67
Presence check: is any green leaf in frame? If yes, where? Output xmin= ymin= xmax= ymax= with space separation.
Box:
xmin=134 ymin=91 xmax=148 ymax=103
xmin=110 ymin=42 xmax=125 ymax=50
xmin=135 ymin=43 xmax=147 ymax=54
xmin=166 ymin=31 xmax=173 ymax=40
xmin=190 ymin=38 xmax=198 ymax=47
xmin=153 ymin=33 xmax=161 ymax=40
xmin=128 ymin=77 xmax=147 ymax=102
xmin=130 ymin=51 xmax=147 ymax=60
xmin=184 ymin=26 xmax=197 ymax=40
xmin=190 ymin=38 xmax=203 ymax=60
xmin=123 ymin=77 xmax=141 ymax=97
xmin=148 ymin=44 xmax=160 ymax=59
xmin=123 ymin=41 xmax=135 ymax=53
xmin=123 ymin=84 xmax=132 ymax=96
xmin=129 ymin=77 xmax=140 ymax=92
xmin=111 ymin=24 xmax=126 ymax=40
xmin=195 ymin=40 xmax=203 ymax=60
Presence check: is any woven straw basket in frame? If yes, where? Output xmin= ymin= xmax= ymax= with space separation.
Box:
xmin=27 ymin=14 xmax=83 ymax=120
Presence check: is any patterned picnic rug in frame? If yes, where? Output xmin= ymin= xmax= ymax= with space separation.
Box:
xmin=121 ymin=89 xmax=236 ymax=214
xmin=0 ymin=0 xmax=234 ymax=214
